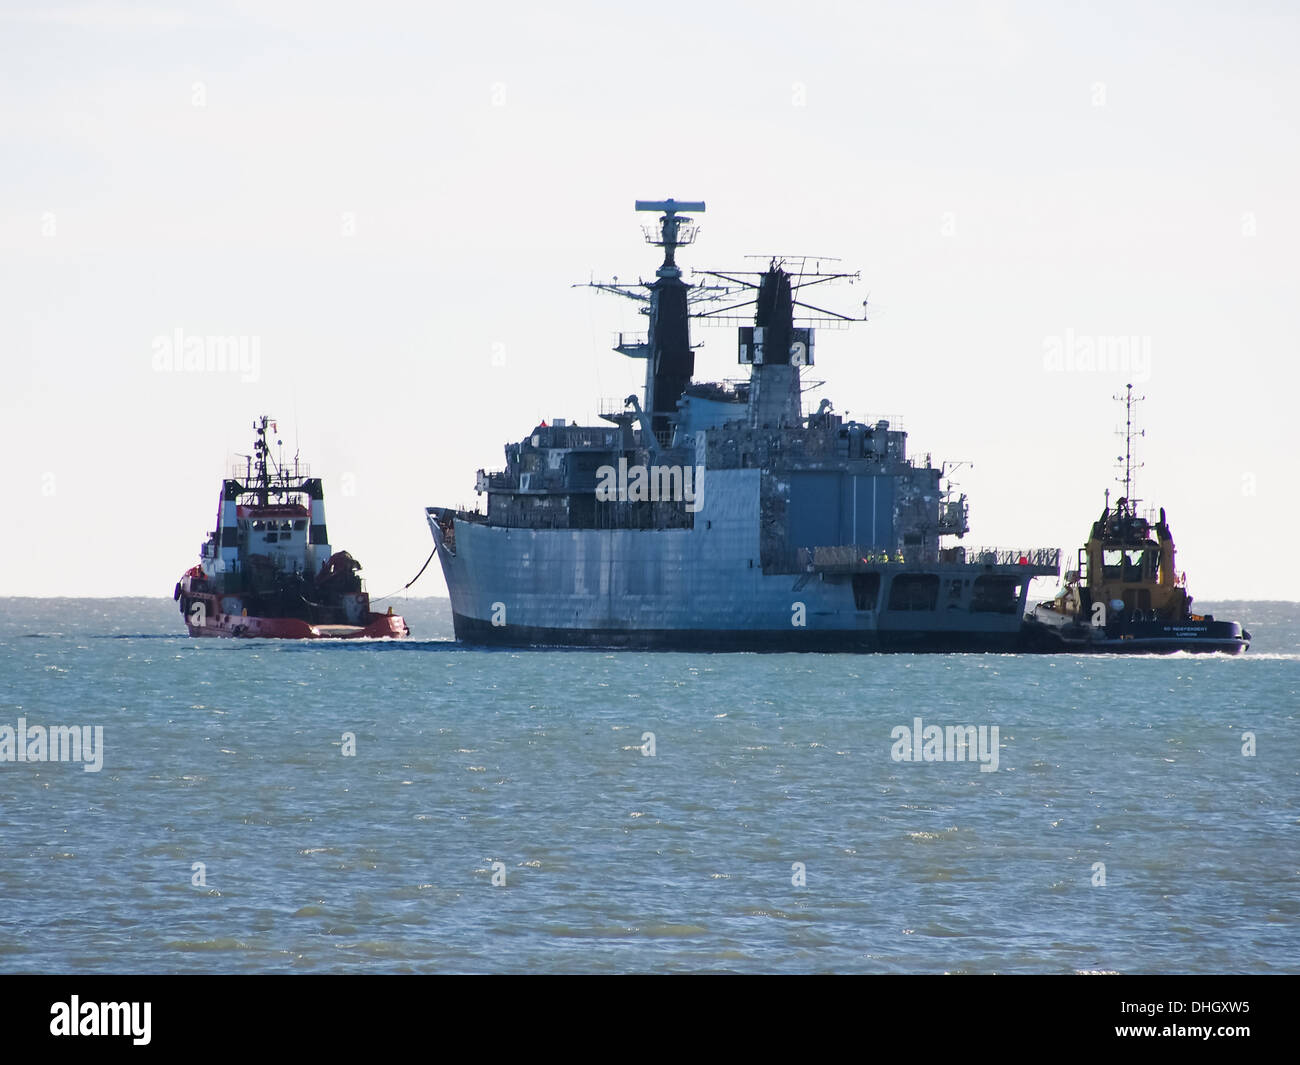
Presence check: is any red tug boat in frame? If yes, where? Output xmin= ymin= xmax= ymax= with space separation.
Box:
xmin=175 ymin=416 xmax=408 ymax=639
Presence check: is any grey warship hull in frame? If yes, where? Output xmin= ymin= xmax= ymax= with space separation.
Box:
xmin=428 ymin=474 xmax=1056 ymax=653
xmin=428 ymin=199 xmax=1059 ymax=653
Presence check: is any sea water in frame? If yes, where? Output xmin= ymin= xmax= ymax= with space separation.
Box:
xmin=0 ymin=597 xmax=1296 ymax=973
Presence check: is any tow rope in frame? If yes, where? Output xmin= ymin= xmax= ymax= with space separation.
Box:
xmin=371 ymin=546 xmax=437 ymax=604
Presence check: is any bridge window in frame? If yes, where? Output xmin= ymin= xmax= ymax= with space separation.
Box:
xmin=1122 ymin=549 xmax=1147 ymax=583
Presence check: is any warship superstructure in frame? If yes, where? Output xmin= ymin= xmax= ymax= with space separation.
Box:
xmin=427 ymin=200 xmax=1059 ymax=651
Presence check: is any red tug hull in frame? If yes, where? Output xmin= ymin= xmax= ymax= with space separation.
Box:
xmin=182 ymin=592 xmax=408 ymax=639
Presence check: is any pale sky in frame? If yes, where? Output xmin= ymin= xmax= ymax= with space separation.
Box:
xmin=2 ymin=0 xmax=1297 ymax=600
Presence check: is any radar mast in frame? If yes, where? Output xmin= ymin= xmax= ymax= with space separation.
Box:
xmin=1114 ymin=383 xmax=1145 ymax=506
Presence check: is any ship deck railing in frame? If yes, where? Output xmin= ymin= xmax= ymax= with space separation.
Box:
xmin=527 ymin=425 xmax=624 ymax=449
xmin=806 ymin=544 xmax=1060 ymax=575
xmin=614 ymin=332 xmax=649 ymax=353
xmin=227 ymin=463 xmax=313 ymax=484
xmin=480 ymin=471 xmax=515 ymax=490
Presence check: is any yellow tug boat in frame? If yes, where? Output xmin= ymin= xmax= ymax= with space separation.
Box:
xmin=1023 ymin=386 xmax=1250 ymax=654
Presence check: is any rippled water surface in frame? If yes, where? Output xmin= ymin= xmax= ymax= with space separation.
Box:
xmin=1 ymin=598 xmax=1296 ymax=973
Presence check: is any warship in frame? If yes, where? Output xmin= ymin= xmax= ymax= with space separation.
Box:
xmin=426 ymin=199 xmax=1059 ymax=651
xmin=175 ymin=416 xmax=408 ymax=639
xmin=1022 ymin=386 xmax=1250 ymax=654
